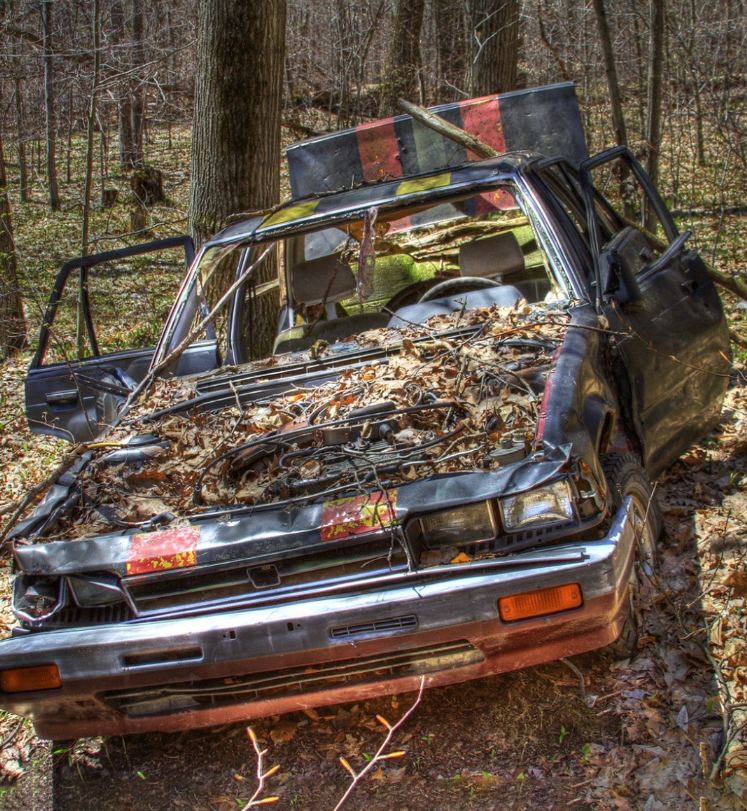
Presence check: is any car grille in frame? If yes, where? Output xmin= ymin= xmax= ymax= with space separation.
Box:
xmin=329 ymin=615 xmax=417 ymax=639
xmin=103 ymin=640 xmax=483 ymax=718
xmin=21 ymin=602 xmax=136 ymax=631
xmin=124 ymin=537 xmax=410 ymax=618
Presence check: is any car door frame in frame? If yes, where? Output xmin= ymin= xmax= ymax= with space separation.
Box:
xmin=578 ymin=145 xmax=730 ymax=475
xmin=25 ymin=236 xmax=220 ymax=442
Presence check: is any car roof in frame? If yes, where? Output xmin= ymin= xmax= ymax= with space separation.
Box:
xmin=203 ymin=152 xmax=538 ymax=248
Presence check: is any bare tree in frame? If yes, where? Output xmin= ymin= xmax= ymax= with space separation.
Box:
xmin=645 ymin=0 xmax=666 ymax=227
xmin=42 ymin=0 xmax=61 ymax=210
xmin=0 ymin=124 xmax=27 ymax=357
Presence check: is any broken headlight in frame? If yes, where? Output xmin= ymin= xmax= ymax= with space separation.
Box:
xmin=67 ymin=573 xmax=126 ymax=607
xmin=417 ymin=501 xmax=497 ymax=548
xmin=500 ymin=480 xmax=575 ymax=532
xmin=12 ymin=575 xmax=67 ymax=623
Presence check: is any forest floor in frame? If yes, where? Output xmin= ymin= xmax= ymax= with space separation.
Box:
xmin=1 ymin=117 xmax=747 ymax=810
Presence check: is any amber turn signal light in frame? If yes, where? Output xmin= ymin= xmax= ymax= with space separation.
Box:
xmin=0 ymin=664 xmax=62 ymax=693
xmin=499 ymin=583 xmax=582 ymax=622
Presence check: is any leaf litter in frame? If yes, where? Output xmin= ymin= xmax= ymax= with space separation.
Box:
xmin=47 ymin=303 xmax=569 ymax=541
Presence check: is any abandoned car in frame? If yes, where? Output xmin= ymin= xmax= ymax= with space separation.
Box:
xmin=0 ymin=85 xmax=730 ymax=738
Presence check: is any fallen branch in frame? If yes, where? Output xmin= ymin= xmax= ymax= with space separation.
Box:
xmin=398 ymin=98 xmax=498 ymax=160
xmin=333 ymin=676 xmax=425 ymax=811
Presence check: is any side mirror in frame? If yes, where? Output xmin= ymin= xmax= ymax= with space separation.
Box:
xmin=602 ymin=248 xmax=645 ymax=313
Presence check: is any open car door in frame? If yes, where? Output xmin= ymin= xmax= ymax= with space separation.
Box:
xmin=580 ymin=146 xmax=730 ymax=475
xmin=25 ymin=237 xmax=220 ymax=442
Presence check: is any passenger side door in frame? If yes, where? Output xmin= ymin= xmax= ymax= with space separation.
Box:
xmin=26 ymin=237 xmax=220 ymax=442
xmin=580 ymin=146 xmax=730 ymax=476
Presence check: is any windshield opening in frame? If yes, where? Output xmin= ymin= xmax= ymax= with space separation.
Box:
xmin=163 ymin=182 xmax=565 ymax=367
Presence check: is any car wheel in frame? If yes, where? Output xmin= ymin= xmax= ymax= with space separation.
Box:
xmin=600 ymin=454 xmax=662 ymax=659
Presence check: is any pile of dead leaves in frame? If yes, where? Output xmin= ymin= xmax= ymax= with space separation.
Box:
xmin=55 ymin=304 xmax=569 ymax=540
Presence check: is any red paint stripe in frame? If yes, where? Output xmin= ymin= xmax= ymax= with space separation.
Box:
xmin=356 ymin=119 xmax=403 ymax=182
xmin=321 ymin=490 xmax=398 ymax=542
xmin=534 ymin=347 xmax=563 ymax=447
xmin=459 ymin=97 xmax=506 ymax=158
xmin=127 ymin=526 xmax=200 ymax=576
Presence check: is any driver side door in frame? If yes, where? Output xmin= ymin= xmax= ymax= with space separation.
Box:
xmin=25 ymin=237 xmax=220 ymax=442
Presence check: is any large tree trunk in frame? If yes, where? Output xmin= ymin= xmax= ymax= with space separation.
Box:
xmin=189 ymin=0 xmax=286 ymax=357
xmin=0 ymin=125 xmax=28 ymax=358
xmin=42 ymin=0 xmax=61 ymax=211
xmin=467 ymin=0 xmax=520 ymax=96
xmin=380 ymin=0 xmax=425 ymax=115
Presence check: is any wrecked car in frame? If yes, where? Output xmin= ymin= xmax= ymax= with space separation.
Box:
xmin=0 ymin=85 xmax=730 ymax=738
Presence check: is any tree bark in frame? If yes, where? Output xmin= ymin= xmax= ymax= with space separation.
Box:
xmin=189 ymin=0 xmax=286 ymax=357
xmin=130 ymin=0 xmax=145 ymax=168
xmin=42 ymin=0 xmax=61 ymax=210
xmin=467 ymin=0 xmax=520 ymax=96
xmin=380 ymin=0 xmax=425 ymax=115
xmin=78 ymin=0 xmax=100 ymax=358
xmin=644 ymin=0 xmax=666 ymax=231
xmin=433 ymin=0 xmax=468 ymax=101
xmin=591 ymin=0 xmax=628 ymax=148
xmin=13 ymin=78 xmax=30 ymax=203
xmin=0 ymin=125 xmax=28 ymax=358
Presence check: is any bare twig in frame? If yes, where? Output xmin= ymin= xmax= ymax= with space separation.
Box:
xmin=333 ymin=676 xmax=425 ymax=811
xmin=237 ymin=727 xmax=280 ymax=808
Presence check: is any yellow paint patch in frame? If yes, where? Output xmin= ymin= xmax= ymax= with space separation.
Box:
xmin=397 ymin=172 xmax=452 ymax=196
xmin=263 ymin=199 xmax=320 ymax=227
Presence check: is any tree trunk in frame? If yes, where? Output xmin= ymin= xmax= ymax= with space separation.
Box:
xmin=42 ymin=0 xmax=61 ymax=210
xmin=79 ymin=0 xmax=100 ymax=358
xmin=380 ymin=0 xmax=425 ymax=115
xmin=467 ymin=0 xmax=520 ymax=96
xmin=130 ymin=0 xmax=145 ymax=168
xmin=644 ymin=0 xmax=666 ymax=231
xmin=189 ymin=0 xmax=286 ymax=357
xmin=13 ymin=79 xmax=30 ymax=203
xmin=591 ymin=0 xmax=628 ymax=148
xmin=433 ymin=0 xmax=468 ymax=102
xmin=0 ymin=125 xmax=28 ymax=358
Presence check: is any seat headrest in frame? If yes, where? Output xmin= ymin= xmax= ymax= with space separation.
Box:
xmin=291 ymin=254 xmax=356 ymax=306
xmin=459 ymin=231 xmax=525 ymax=279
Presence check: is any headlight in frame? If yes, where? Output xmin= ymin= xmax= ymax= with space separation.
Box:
xmin=68 ymin=573 xmax=126 ymax=607
xmin=417 ymin=501 xmax=497 ymax=548
xmin=501 ymin=480 xmax=574 ymax=532
xmin=12 ymin=575 xmax=67 ymax=623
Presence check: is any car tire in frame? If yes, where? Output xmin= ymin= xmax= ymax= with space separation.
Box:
xmin=600 ymin=454 xmax=662 ymax=659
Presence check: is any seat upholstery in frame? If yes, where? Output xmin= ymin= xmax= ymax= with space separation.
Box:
xmin=387 ymin=285 xmax=524 ymax=328
xmin=458 ymin=231 xmax=525 ymax=280
xmin=291 ymin=254 xmax=356 ymax=306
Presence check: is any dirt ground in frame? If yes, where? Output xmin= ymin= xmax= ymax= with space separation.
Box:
xmin=0 ymin=354 xmax=746 ymax=811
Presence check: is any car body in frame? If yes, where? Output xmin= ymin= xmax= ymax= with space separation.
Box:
xmin=0 ymin=87 xmax=730 ymax=739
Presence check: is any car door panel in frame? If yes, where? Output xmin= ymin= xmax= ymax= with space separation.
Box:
xmin=581 ymin=147 xmax=731 ymax=475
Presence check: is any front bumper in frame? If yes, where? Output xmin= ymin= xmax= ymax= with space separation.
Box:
xmin=0 ymin=500 xmax=637 ymax=739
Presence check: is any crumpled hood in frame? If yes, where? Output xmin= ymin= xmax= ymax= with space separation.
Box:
xmin=23 ymin=303 xmax=572 ymax=545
